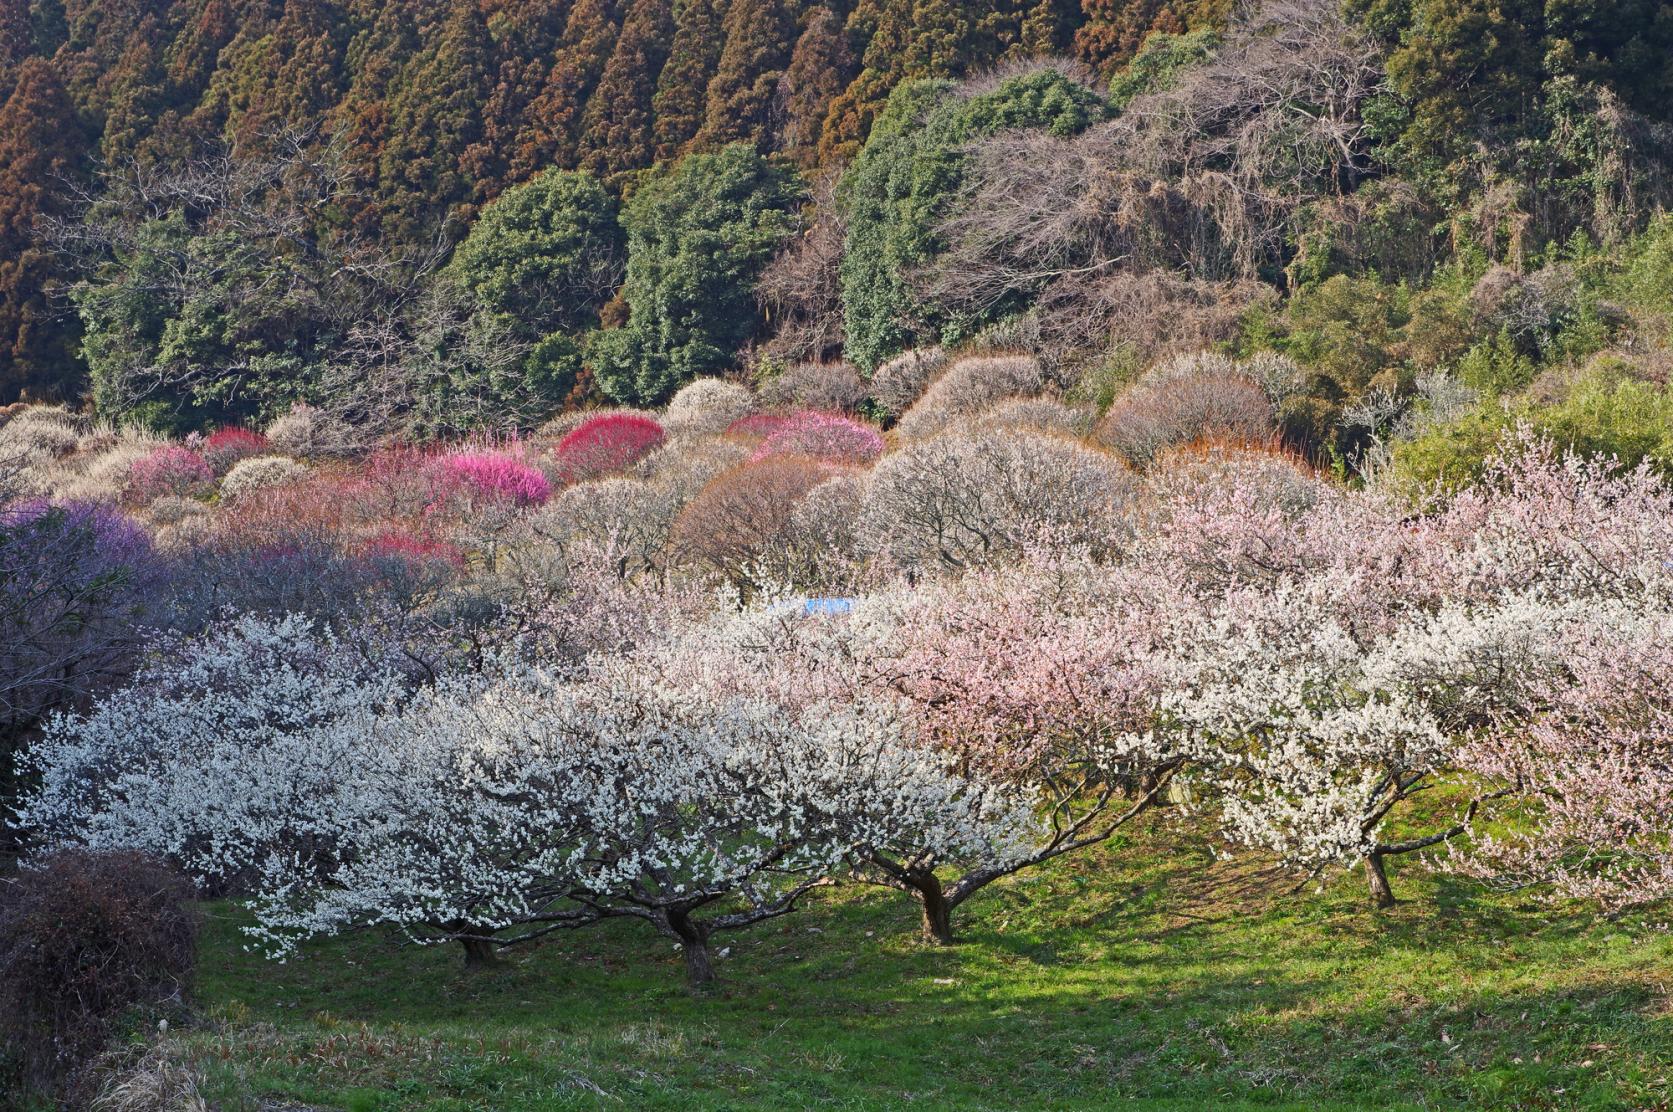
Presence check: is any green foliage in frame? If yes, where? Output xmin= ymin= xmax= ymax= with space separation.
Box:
xmin=1106 ymin=27 xmax=1218 ymax=109
xmin=1354 ymin=0 xmax=1673 ymax=244
xmin=1616 ymin=214 xmax=1673 ymax=318
xmin=1395 ymin=370 xmax=1673 ymax=492
xmin=590 ymin=144 xmax=801 ymax=405
xmin=74 ymin=213 xmax=313 ymax=430
xmin=1280 ymin=275 xmax=1411 ymax=397
xmin=449 ymin=169 xmax=622 ymax=335
xmin=1074 ymin=0 xmax=1233 ymax=76
xmin=0 ymin=57 xmax=90 ymax=404
xmin=839 ymin=69 xmax=1110 ymax=369
xmin=1456 ymin=331 xmax=1539 ymax=397
xmin=168 ymin=822 xmax=1673 ymax=1110
xmin=1537 ymin=371 xmax=1673 ymax=470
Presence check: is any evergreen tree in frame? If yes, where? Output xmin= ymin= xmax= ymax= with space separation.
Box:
xmin=1 ymin=0 xmax=35 ymax=75
xmin=650 ymin=0 xmax=726 ymax=162
xmin=0 ymin=58 xmax=88 ymax=403
xmin=839 ymin=69 xmax=1108 ymax=368
xmin=578 ymin=0 xmax=674 ymax=176
xmin=776 ymin=6 xmax=853 ymax=167
xmin=690 ymin=0 xmax=796 ymax=150
xmin=515 ymin=0 xmax=619 ymax=176
xmin=96 ymin=27 xmax=173 ymax=167
xmin=590 ymin=143 xmax=800 ymax=404
xmin=1074 ymin=0 xmax=1230 ymax=75
xmin=377 ymin=3 xmax=492 ymax=239
xmin=202 ymin=0 xmax=347 ymax=157
xmin=325 ymin=0 xmax=422 ymax=236
xmin=819 ymin=0 xmax=993 ymax=162
xmin=451 ymin=168 xmax=623 ymax=408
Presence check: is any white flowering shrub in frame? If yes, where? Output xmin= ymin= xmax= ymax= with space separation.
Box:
xmin=895 ymin=354 xmax=1042 ymax=440
xmin=218 ymin=456 xmax=310 ymax=501
xmin=662 ymin=379 xmax=756 ymax=439
xmin=861 ymin=427 xmax=1133 ymax=572
xmin=264 ymin=402 xmax=356 ymax=458
xmin=21 ymin=614 xmax=1040 ymax=981
xmin=869 ymin=346 xmax=948 ymax=420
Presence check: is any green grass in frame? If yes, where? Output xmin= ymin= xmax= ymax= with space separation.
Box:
xmin=170 ymin=819 xmax=1673 ymax=1110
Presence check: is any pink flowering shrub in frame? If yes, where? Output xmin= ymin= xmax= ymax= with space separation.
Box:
xmin=554 ymin=414 xmax=666 ymax=483
xmin=1452 ymin=606 xmax=1673 ymax=912
xmin=723 ymin=413 xmax=792 ymax=442
xmin=748 ymin=411 xmax=885 ymax=465
xmin=435 ymin=451 xmax=552 ymax=507
xmin=360 ymin=527 xmax=466 ymax=570
xmin=202 ymin=426 xmax=270 ymax=472
xmin=125 ymin=445 xmax=213 ymax=503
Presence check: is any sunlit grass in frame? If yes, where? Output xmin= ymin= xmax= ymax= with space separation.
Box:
xmin=174 ymin=817 xmax=1673 ymax=1110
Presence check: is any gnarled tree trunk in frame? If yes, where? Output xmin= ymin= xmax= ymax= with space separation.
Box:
xmin=906 ymin=868 xmax=956 ymax=945
xmin=666 ymin=908 xmax=717 ymax=986
xmin=1364 ymin=850 xmax=1395 ymax=909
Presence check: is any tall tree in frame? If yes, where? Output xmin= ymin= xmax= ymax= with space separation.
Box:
xmin=450 ymin=168 xmax=622 ymax=411
xmin=578 ymin=0 xmax=673 ymax=176
xmin=0 ymin=58 xmax=89 ymax=403
xmin=377 ymin=3 xmax=493 ymax=239
xmin=650 ymin=0 xmax=726 ymax=161
xmin=96 ymin=24 xmax=175 ymax=168
xmin=775 ymin=6 xmax=854 ymax=167
xmin=590 ymin=143 xmax=800 ymax=404
xmin=514 ymin=0 xmax=619 ymax=175
xmin=690 ymin=0 xmax=796 ymax=150
xmin=1074 ymin=0 xmax=1230 ymax=75
xmin=819 ymin=0 xmax=997 ymax=162
xmin=1 ymin=0 xmax=33 ymax=75
xmin=203 ymin=0 xmax=347 ymax=157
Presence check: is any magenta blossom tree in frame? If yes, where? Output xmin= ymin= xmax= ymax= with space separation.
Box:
xmin=749 ymin=412 xmax=885 ymax=466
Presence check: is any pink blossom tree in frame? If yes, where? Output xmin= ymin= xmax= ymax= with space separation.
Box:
xmin=434 ymin=451 xmax=552 ymax=507
xmin=1451 ymin=603 xmax=1673 ymax=913
xmin=748 ymin=411 xmax=885 ymax=466
xmin=554 ymin=414 xmax=666 ymax=483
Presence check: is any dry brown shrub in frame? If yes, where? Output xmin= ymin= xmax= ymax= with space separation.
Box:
xmin=670 ymin=455 xmax=839 ymax=585
xmin=869 ymin=347 xmax=948 ymax=419
xmin=974 ymin=397 xmax=1097 ymax=437
xmin=895 ymin=354 xmax=1042 ymax=440
xmin=755 ymin=172 xmax=847 ymax=365
xmin=861 ymin=426 xmax=1133 ymax=571
xmin=1096 ymin=362 xmax=1275 ymax=466
xmin=756 ymin=360 xmax=869 ymax=414
xmin=0 ymin=851 xmax=199 ymax=1098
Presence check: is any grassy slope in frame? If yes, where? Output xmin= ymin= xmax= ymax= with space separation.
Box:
xmin=175 ymin=817 xmax=1673 ymax=1111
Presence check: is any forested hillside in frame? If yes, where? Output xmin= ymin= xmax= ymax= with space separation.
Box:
xmin=4 ymin=0 xmax=1673 ymax=477
xmin=13 ymin=4 xmax=1673 ymax=1107
xmin=0 ymin=0 xmax=1228 ymax=405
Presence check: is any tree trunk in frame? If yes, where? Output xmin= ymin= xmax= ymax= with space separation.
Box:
xmin=1364 ymin=850 xmax=1396 ymax=909
xmin=459 ymin=935 xmax=503 ymax=969
xmin=666 ymin=909 xmax=717 ymax=987
xmin=909 ymin=869 xmax=955 ymax=945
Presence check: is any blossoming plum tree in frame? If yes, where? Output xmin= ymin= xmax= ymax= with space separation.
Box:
xmin=22 ymin=615 xmax=1040 ymax=982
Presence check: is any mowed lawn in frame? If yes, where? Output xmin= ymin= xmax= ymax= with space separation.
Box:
xmin=175 ymin=818 xmax=1673 ymax=1111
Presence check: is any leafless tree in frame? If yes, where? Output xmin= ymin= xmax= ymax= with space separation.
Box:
xmin=755 ymin=172 xmax=847 ymax=365
xmin=916 ymin=0 xmax=1384 ymax=377
xmin=45 ymin=127 xmax=524 ymax=442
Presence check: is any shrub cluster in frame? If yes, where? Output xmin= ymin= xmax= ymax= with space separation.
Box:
xmin=554 ymin=414 xmax=667 ymax=483
xmin=0 ymin=850 xmax=199 ymax=1097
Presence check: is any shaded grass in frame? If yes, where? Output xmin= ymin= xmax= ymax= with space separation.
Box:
xmin=173 ymin=819 xmax=1673 ymax=1110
